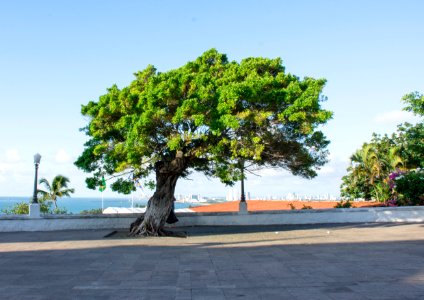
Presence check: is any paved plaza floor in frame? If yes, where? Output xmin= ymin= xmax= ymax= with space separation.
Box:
xmin=1 ymin=223 xmax=424 ymax=299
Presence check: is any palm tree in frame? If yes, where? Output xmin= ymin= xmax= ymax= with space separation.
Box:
xmin=350 ymin=144 xmax=380 ymax=183
xmin=385 ymin=147 xmax=404 ymax=171
xmin=347 ymin=144 xmax=385 ymax=200
xmin=37 ymin=175 xmax=75 ymax=208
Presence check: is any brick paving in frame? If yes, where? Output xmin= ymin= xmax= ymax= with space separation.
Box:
xmin=1 ymin=223 xmax=424 ymax=299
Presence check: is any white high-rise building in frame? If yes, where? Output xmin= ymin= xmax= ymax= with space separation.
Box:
xmin=226 ymin=188 xmax=234 ymax=201
xmin=226 ymin=188 xmax=242 ymax=201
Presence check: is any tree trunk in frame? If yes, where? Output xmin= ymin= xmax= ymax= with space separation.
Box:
xmin=129 ymin=154 xmax=185 ymax=236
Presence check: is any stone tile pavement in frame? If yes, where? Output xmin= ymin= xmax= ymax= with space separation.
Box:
xmin=1 ymin=223 xmax=424 ymax=299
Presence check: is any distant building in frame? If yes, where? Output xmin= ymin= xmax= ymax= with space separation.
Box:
xmin=226 ymin=188 xmax=246 ymax=201
xmin=286 ymin=192 xmax=296 ymax=200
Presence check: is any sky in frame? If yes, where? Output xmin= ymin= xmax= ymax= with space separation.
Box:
xmin=0 ymin=0 xmax=423 ymax=199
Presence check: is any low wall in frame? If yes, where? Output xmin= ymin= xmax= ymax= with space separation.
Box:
xmin=1 ymin=206 xmax=424 ymax=232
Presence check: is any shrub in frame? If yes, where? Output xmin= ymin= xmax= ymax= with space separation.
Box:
xmin=372 ymin=182 xmax=391 ymax=202
xmin=1 ymin=199 xmax=68 ymax=215
xmin=1 ymin=201 xmax=31 ymax=214
xmin=393 ymin=168 xmax=424 ymax=205
xmin=334 ymin=200 xmax=353 ymax=208
xmin=51 ymin=207 xmax=69 ymax=214
xmin=301 ymin=204 xmax=313 ymax=210
xmin=79 ymin=208 xmax=103 ymax=215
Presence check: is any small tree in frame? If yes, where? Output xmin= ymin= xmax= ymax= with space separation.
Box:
xmin=76 ymin=49 xmax=333 ymax=236
xmin=37 ymin=175 xmax=75 ymax=209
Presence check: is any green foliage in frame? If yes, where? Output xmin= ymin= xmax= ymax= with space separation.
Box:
xmin=1 ymin=198 xmax=68 ymax=215
xmin=51 ymin=207 xmax=69 ymax=214
xmin=79 ymin=208 xmax=103 ymax=215
xmin=372 ymin=182 xmax=392 ymax=202
xmin=395 ymin=123 xmax=424 ymax=169
xmin=334 ymin=200 xmax=353 ymax=208
xmin=110 ymin=178 xmax=135 ymax=194
xmin=402 ymin=91 xmax=424 ymax=116
xmin=38 ymin=175 xmax=75 ymax=208
xmin=1 ymin=201 xmax=30 ymax=214
xmin=341 ymin=92 xmax=424 ymax=201
xmin=76 ymin=49 xmax=332 ymax=192
xmin=394 ymin=169 xmax=424 ymax=206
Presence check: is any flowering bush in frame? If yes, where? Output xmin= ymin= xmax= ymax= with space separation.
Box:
xmin=377 ymin=170 xmax=404 ymax=206
xmin=385 ymin=198 xmax=398 ymax=207
xmin=393 ymin=169 xmax=424 ymax=206
xmin=388 ymin=170 xmax=406 ymax=189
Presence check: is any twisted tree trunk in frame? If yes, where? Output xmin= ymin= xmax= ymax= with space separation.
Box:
xmin=129 ymin=154 xmax=185 ymax=236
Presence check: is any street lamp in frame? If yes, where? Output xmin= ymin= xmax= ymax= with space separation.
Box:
xmin=32 ymin=153 xmax=41 ymax=204
xmin=240 ymin=166 xmax=246 ymax=202
xmin=239 ymin=160 xmax=248 ymax=214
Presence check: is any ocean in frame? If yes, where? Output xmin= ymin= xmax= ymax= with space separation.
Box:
xmin=0 ymin=196 xmax=193 ymax=214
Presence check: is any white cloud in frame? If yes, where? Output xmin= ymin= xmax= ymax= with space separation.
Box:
xmin=256 ymin=168 xmax=280 ymax=177
xmin=317 ymin=165 xmax=335 ymax=175
xmin=0 ymin=149 xmax=27 ymax=183
xmin=373 ymin=110 xmax=418 ymax=124
xmin=0 ymin=150 xmax=32 ymax=190
xmin=55 ymin=149 xmax=71 ymax=163
xmin=5 ymin=149 xmax=21 ymax=163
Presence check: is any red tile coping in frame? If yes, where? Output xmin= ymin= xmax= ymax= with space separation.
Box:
xmin=189 ymin=200 xmax=382 ymax=213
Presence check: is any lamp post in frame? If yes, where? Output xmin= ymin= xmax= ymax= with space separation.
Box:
xmin=240 ymin=166 xmax=246 ymax=202
xmin=239 ymin=160 xmax=248 ymax=213
xmin=31 ymin=153 xmax=41 ymax=204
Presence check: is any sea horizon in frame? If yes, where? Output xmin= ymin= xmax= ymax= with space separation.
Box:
xmin=0 ymin=196 xmax=192 ymax=214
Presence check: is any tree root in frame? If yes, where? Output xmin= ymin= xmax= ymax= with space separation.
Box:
xmin=128 ymin=216 xmax=144 ymax=236
xmin=128 ymin=216 xmax=187 ymax=238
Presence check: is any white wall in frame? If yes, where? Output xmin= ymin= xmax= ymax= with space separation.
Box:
xmin=1 ymin=206 xmax=424 ymax=232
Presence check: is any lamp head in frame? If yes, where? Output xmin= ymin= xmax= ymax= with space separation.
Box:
xmin=34 ymin=153 xmax=41 ymax=164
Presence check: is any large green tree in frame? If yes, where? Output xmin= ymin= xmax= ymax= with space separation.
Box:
xmin=75 ymin=49 xmax=332 ymax=236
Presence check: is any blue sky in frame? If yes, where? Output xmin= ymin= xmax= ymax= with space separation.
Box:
xmin=0 ymin=0 xmax=423 ymax=199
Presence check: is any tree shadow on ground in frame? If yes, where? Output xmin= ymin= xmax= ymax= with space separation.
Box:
xmin=106 ymin=222 xmax=424 ymax=238
xmin=1 ymin=222 xmax=423 ymax=244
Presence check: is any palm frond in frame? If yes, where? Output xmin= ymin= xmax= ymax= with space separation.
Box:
xmin=38 ymin=178 xmax=52 ymax=191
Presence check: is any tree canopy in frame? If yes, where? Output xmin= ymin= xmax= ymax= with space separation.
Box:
xmin=76 ymin=49 xmax=332 ymax=191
